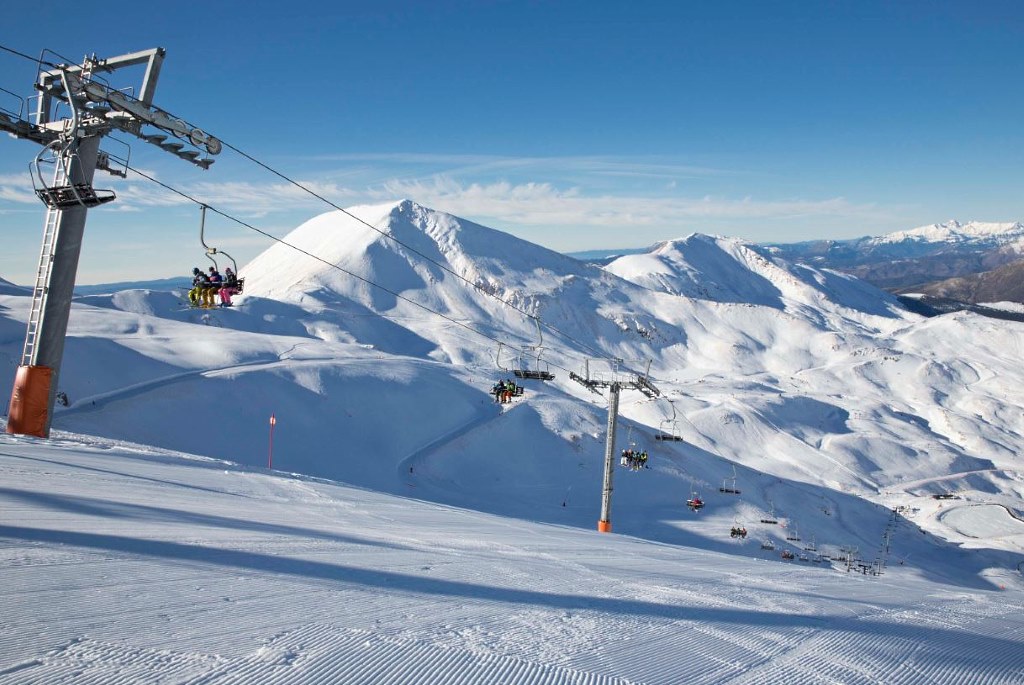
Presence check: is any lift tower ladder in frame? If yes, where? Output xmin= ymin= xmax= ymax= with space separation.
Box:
xmin=1 ymin=47 xmax=220 ymax=438
xmin=21 ymin=199 xmax=63 ymax=367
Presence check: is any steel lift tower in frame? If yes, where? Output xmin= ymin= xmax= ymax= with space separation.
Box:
xmin=0 ymin=48 xmax=220 ymax=437
xmin=571 ymin=359 xmax=659 ymax=532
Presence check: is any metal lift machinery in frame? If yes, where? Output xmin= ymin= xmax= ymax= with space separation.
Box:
xmin=1 ymin=48 xmax=219 ymax=437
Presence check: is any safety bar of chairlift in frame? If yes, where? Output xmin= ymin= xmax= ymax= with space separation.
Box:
xmin=198 ymin=204 xmax=239 ymax=274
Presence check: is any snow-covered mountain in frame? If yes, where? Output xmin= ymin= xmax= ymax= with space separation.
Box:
xmin=3 ymin=200 xmax=1024 ymax=568
xmin=876 ymin=220 xmax=1024 ymax=246
xmin=603 ymin=233 xmax=902 ymax=315
xmin=769 ymin=220 xmax=1024 ymax=291
xmin=4 ymin=200 xmax=1024 ymax=681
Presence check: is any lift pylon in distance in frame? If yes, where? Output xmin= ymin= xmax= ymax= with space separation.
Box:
xmin=1 ymin=48 xmax=220 ymax=437
xmin=570 ymin=357 xmax=659 ymax=533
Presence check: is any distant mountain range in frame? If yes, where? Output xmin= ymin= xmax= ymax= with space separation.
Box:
xmin=573 ymin=221 xmax=1024 ymax=308
xmin=11 ymin=219 xmax=1023 ymax=309
xmin=765 ymin=220 xmax=1024 ymax=300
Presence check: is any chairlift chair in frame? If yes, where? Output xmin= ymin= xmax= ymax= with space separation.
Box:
xmin=655 ymin=400 xmax=684 ymax=441
xmin=719 ymin=465 xmax=741 ymax=495
xmin=785 ymin=522 xmax=801 ymax=542
xmin=686 ymin=488 xmax=704 ymax=511
xmin=619 ymin=425 xmax=648 ymax=471
xmin=197 ymin=204 xmax=244 ymax=293
xmin=31 ymin=144 xmax=115 ymax=209
xmin=759 ymin=500 xmax=778 ymax=525
xmin=760 ymin=539 xmax=775 ymax=551
xmin=512 ymin=318 xmax=555 ymax=381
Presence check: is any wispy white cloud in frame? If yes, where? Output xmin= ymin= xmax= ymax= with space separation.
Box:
xmin=0 ymin=173 xmax=38 ymax=204
xmin=0 ymin=162 xmax=883 ymax=241
xmin=300 ymin=153 xmax=733 ymax=182
xmin=369 ymin=176 xmax=871 ymax=228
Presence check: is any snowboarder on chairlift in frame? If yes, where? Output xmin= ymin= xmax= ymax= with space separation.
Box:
xmin=188 ymin=267 xmax=208 ymax=307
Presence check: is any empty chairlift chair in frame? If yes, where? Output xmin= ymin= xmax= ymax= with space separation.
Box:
xmin=514 ymin=318 xmax=555 ymax=381
xmin=760 ymin=501 xmax=778 ymax=525
xmin=655 ymin=400 xmax=684 ymax=442
xmin=719 ymin=466 xmax=741 ymax=495
xmin=32 ymin=145 xmax=116 ymax=209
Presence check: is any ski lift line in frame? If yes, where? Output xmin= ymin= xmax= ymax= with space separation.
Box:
xmin=0 ymin=44 xmax=54 ymax=67
xmin=0 ymin=44 xmax=79 ymax=74
xmin=123 ymin=163 xmax=585 ymax=373
xmin=217 ymin=136 xmax=631 ymax=370
xmin=218 ymin=141 xmax=550 ymax=321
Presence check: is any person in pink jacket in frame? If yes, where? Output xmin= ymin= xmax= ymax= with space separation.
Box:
xmin=219 ymin=267 xmax=238 ymax=306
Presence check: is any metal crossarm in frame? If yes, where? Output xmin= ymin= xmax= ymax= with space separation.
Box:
xmin=7 ymin=47 xmax=218 ymax=438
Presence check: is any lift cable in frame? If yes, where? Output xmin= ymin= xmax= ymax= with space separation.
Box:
xmin=0 ymin=44 xmax=52 ymax=66
xmin=0 ymin=42 xmax=661 ymax=388
xmin=216 ymin=137 xmax=622 ymax=365
xmin=123 ymin=162 xmax=584 ymax=377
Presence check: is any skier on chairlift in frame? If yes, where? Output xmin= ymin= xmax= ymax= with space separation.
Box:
xmin=219 ymin=266 xmax=238 ymax=307
xmin=204 ymin=266 xmax=222 ymax=308
xmin=188 ymin=267 xmax=208 ymax=307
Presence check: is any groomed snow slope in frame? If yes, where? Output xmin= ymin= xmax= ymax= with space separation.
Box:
xmin=2 ymin=433 xmax=1023 ymax=685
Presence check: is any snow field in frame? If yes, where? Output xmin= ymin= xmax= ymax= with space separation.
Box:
xmin=3 ymin=436 xmax=1024 ymax=684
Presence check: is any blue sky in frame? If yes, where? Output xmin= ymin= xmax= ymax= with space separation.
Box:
xmin=2 ymin=0 xmax=1023 ymax=284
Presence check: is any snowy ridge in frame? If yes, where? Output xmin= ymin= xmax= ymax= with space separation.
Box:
xmin=0 ymin=276 xmax=27 ymax=296
xmin=876 ymin=220 xmax=1024 ymax=245
xmin=603 ymin=233 xmax=904 ymax=317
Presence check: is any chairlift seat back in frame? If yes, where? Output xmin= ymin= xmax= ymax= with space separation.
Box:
xmin=514 ymin=369 xmax=555 ymax=381
xmin=36 ymin=184 xmax=116 ymax=209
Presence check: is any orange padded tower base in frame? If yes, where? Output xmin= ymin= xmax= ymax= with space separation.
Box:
xmin=6 ymin=365 xmax=52 ymax=438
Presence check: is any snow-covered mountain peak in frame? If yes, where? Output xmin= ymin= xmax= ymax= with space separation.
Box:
xmin=875 ymin=220 xmax=1024 ymax=245
xmin=241 ymin=199 xmax=586 ymax=305
xmin=605 ymin=232 xmax=904 ymax=317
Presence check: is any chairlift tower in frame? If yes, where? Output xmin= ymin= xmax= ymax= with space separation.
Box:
xmin=0 ymin=48 xmax=220 ymax=437
xmin=570 ymin=358 xmax=659 ymax=532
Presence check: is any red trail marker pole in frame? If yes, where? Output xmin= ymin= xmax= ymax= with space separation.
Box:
xmin=268 ymin=413 xmax=276 ymax=469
